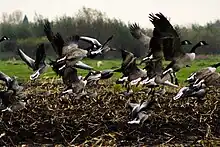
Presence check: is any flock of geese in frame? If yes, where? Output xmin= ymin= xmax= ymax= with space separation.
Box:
xmin=0 ymin=12 xmax=219 ymax=125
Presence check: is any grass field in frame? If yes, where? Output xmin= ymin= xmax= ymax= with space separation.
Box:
xmin=2 ymin=55 xmax=220 ymax=84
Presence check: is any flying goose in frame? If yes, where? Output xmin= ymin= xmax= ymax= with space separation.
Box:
xmin=116 ymin=49 xmax=148 ymax=87
xmin=18 ymin=44 xmax=48 ymax=80
xmin=0 ymin=71 xmax=23 ymax=93
xmin=192 ymin=71 xmax=220 ymax=88
xmin=186 ymin=62 xmax=220 ymax=84
xmin=129 ymin=23 xmax=151 ymax=48
xmin=84 ymin=69 xmax=114 ymax=85
xmin=127 ymin=98 xmax=154 ymax=125
xmin=0 ymin=36 xmax=10 ymax=42
xmin=61 ymin=67 xmax=89 ymax=95
xmin=136 ymin=15 xmax=180 ymax=88
xmin=44 ymin=20 xmax=107 ymax=66
xmin=149 ymin=13 xmax=208 ymax=85
xmin=139 ymin=39 xmax=192 ymax=65
xmin=149 ymin=13 xmax=208 ymax=74
xmin=173 ymin=84 xmax=206 ymax=100
xmin=79 ymin=35 xmax=116 ymax=56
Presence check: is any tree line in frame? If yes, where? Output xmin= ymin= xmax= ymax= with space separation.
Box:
xmin=0 ymin=7 xmax=220 ymax=60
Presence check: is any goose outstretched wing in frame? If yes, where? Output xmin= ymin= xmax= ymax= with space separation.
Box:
xmin=17 ymin=48 xmax=35 ymax=69
xmin=149 ymin=13 xmax=184 ymax=60
xmin=129 ymin=23 xmax=151 ymax=47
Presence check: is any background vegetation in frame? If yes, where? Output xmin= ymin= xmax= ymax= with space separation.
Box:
xmin=0 ymin=7 xmax=220 ymax=60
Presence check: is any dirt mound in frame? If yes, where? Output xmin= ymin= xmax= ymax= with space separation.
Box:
xmin=0 ymin=79 xmax=220 ymax=146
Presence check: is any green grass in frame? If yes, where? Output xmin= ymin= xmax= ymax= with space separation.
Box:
xmin=1 ymin=56 xmax=220 ymax=84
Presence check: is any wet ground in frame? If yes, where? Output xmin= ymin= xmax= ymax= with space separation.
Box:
xmin=0 ymin=79 xmax=220 ymax=146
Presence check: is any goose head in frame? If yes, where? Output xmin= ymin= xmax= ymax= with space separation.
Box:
xmin=181 ymin=40 xmax=192 ymax=45
xmin=1 ymin=36 xmax=10 ymax=41
xmin=198 ymin=41 xmax=208 ymax=46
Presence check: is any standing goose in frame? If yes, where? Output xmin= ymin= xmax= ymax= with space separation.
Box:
xmin=164 ymin=40 xmax=208 ymax=73
xmin=186 ymin=62 xmax=220 ymax=84
xmin=0 ymin=36 xmax=10 ymax=42
xmin=18 ymin=43 xmax=48 ymax=80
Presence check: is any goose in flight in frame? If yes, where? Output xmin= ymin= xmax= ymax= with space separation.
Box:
xmin=114 ymin=49 xmax=147 ymax=90
xmin=186 ymin=62 xmax=220 ymax=84
xmin=44 ymin=20 xmax=106 ymax=70
xmin=18 ymin=43 xmax=48 ymax=80
xmin=129 ymin=23 xmax=151 ymax=48
xmin=127 ymin=98 xmax=155 ymax=125
xmin=61 ymin=67 xmax=90 ymax=95
xmin=149 ymin=12 xmax=208 ymax=85
xmin=79 ymin=35 xmax=116 ymax=56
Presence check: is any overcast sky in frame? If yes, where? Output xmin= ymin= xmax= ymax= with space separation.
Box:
xmin=0 ymin=0 xmax=219 ymax=28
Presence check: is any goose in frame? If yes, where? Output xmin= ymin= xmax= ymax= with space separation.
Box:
xmin=0 ymin=71 xmax=23 ymax=93
xmin=173 ymin=84 xmax=206 ymax=100
xmin=115 ymin=49 xmax=147 ymax=90
xmin=149 ymin=12 xmax=208 ymax=85
xmin=0 ymin=36 xmax=10 ymax=42
xmin=18 ymin=43 xmax=48 ymax=80
xmin=44 ymin=20 xmax=107 ymax=66
xmin=84 ymin=69 xmax=114 ymax=85
xmin=164 ymin=40 xmax=208 ymax=72
xmin=139 ymin=39 xmax=192 ymax=65
xmin=192 ymin=72 xmax=220 ymax=88
xmin=129 ymin=23 xmax=151 ymax=48
xmin=0 ymin=90 xmax=14 ymax=109
xmin=126 ymin=98 xmax=154 ymax=125
xmin=136 ymin=14 xmax=180 ymax=88
xmin=186 ymin=62 xmax=220 ymax=84
xmin=61 ymin=67 xmax=90 ymax=95
xmin=79 ymin=35 xmax=116 ymax=56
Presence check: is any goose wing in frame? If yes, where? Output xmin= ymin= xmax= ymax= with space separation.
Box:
xmin=149 ymin=13 xmax=184 ymax=60
xmin=17 ymin=48 xmax=35 ymax=69
xmin=129 ymin=23 xmax=151 ymax=47
xmin=44 ymin=20 xmax=63 ymax=57
xmin=121 ymin=49 xmax=134 ymax=69
xmin=35 ymin=43 xmax=46 ymax=69
xmin=79 ymin=36 xmax=102 ymax=48
xmin=62 ymin=35 xmax=81 ymax=55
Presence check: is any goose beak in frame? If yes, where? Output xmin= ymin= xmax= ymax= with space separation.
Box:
xmin=74 ymin=61 xmax=93 ymax=70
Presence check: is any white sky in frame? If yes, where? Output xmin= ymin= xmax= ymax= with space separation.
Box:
xmin=0 ymin=0 xmax=219 ymax=28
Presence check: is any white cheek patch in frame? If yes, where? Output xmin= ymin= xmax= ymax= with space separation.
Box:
xmin=200 ymin=42 xmax=204 ymax=46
